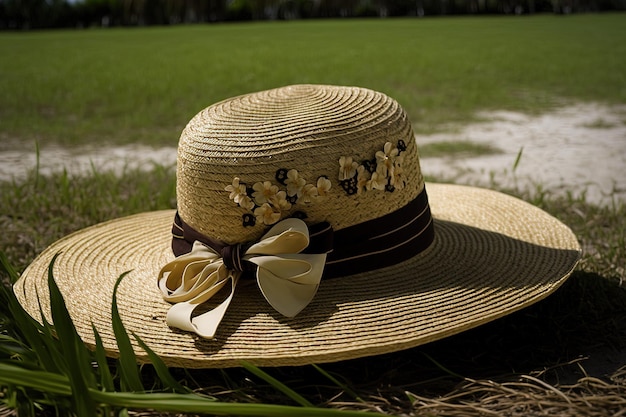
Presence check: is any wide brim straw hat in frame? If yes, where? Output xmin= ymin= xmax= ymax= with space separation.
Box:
xmin=14 ymin=85 xmax=581 ymax=368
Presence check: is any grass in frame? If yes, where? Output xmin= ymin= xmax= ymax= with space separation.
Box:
xmin=1 ymin=14 xmax=626 ymax=147
xmin=0 ymin=163 xmax=176 ymax=274
xmin=418 ymin=140 xmax=502 ymax=158
xmin=1 ymin=13 xmax=625 ymax=416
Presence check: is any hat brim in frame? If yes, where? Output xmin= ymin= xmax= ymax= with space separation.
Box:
xmin=13 ymin=183 xmax=581 ymax=368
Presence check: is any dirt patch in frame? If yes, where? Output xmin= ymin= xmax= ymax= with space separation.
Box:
xmin=0 ymin=143 xmax=178 ymax=181
xmin=1 ymin=103 xmax=624 ymax=205
xmin=417 ymin=103 xmax=626 ymax=205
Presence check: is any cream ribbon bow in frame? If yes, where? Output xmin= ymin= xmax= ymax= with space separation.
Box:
xmin=158 ymin=218 xmax=326 ymax=339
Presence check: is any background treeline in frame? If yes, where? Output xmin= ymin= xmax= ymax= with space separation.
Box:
xmin=1 ymin=0 xmax=625 ymax=29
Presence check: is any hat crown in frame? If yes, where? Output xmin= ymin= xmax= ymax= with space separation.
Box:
xmin=177 ymin=84 xmax=425 ymax=244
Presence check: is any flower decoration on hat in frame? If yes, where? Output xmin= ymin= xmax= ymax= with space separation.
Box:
xmin=225 ymin=140 xmax=408 ymax=227
xmin=226 ymin=170 xmax=332 ymax=228
xmin=225 ymin=177 xmax=255 ymax=211
xmin=252 ymin=181 xmax=279 ymax=205
xmin=338 ymin=156 xmax=358 ymax=181
xmin=375 ymin=141 xmax=399 ymax=179
xmin=367 ymin=171 xmax=387 ymax=191
xmin=338 ymin=140 xmax=408 ymax=196
xmin=317 ymin=176 xmax=331 ymax=196
xmin=285 ymin=169 xmax=307 ymax=198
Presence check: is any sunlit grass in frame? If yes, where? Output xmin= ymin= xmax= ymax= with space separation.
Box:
xmin=1 ymin=14 xmax=625 ymax=146
xmin=1 ymin=13 xmax=625 ymax=415
xmin=0 ymin=163 xmax=176 ymax=277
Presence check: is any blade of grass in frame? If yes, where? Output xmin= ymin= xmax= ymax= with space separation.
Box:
xmin=0 ymin=334 xmax=37 ymax=361
xmin=241 ymin=361 xmax=313 ymax=407
xmin=34 ymin=294 xmax=67 ymax=375
xmin=311 ymin=364 xmax=365 ymax=403
xmin=512 ymin=146 xmax=524 ymax=174
xmin=422 ymin=352 xmax=466 ymax=380
xmin=0 ymin=251 xmax=20 ymax=284
xmin=0 ymin=364 xmax=384 ymax=417
xmin=0 ymin=363 xmax=72 ymax=396
xmin=111 ymin=271 xmax=144 ymax=392
xmin=34 ymin=140 xmax=40 ymax=190
xmin=1 ymin=256 xmax=60 ymax=373
xmin=90 ymin=391 xmax=383 ymax=416
xmin=132 ymin=333 xmax=191 ymax=394
xmin=91 ymin=332 xmax=117 ymax=417
xmin=92 ymin=325 xmax=115 ymax=392
xmin=3 ymin=303 xmax=57 ymax=372
xmin=47 ymin=253 xmax=97 ymax=414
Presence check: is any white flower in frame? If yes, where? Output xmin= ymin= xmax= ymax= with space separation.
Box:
xmin=375 ymin=142 xmax=399 ymax=179
xmin=225 ymin=177 xmax=246 ymax=202
xmin=225 ymin=177 xmax=254 ymax=209
xmin=391 ymin=153 xmax=405 ymax=189
xmin=338 ymin=156 xmax=358 ymax=181
xmin=252 ymin=181 xmax=279 ymax=205
xmin=238 ymin=195 xmax=255 ymax=210
xmin=254 ymin=203 xmax=281 ymax=225
xmin=366 ymin=171 xmax=387 ymax=191
xmin=300 ymin=183 xmax=318 ymax=203
xmin=269 ymin=190 xmax=292 ymax=211
xmin=285 ymin=169 xmax=306 ymax=197
xmin=356 ymin=165 xmax=370 ymax=195
xmin=316 ymin=176 xmax=331 ymax=196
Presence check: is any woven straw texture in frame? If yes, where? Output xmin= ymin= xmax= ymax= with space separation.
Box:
xmin=14 ymin=85 xmax=580 ymax=368
xmin=14 ymin=183 xmax=581 ymax=368
xmin=176 ymin=84 xmax=423 ymax=244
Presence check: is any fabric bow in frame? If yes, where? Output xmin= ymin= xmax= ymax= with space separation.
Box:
xmin=158 ymin=218 xmax=327 ymax=339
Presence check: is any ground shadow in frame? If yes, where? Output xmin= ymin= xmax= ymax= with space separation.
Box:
xmin=183 ymin=271 xmax=625 ymax=398
xmin=320 ymin=271 xmax=626 ymax=389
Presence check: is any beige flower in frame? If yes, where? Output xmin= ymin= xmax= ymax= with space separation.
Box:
xmin=254 ymin=203 xmax=281 ymax=225
xmin=391 ymin=153 xmax=405 ymax=189
xmin=238 ymin=195 xmax=255 ymax=210
xmin=225 ymin=177 xmax=254 ymax=209
xmin=375 ymin=141 xmax=399 ymax=179
xmin=300 ymin=183 xmax=318 ymax=203
xmin=356 ymin=165 xmax=370 ymax=194
xmin=285 ymin=169 xmax=306 ymax=197
xmin=366 ymin=171 xmax=387 ymax=191
xmin=225 ymin=177 xmax=246 ymax=201
xmin=252 ymin=181 xmax=279 ymax=205
xmin=338 ymin=156 xmax=358 ymax=181
xmin=269 ymin=190 xmax=292 ymax=211
xmin=316 ymin=176 xmax=332 ymax=196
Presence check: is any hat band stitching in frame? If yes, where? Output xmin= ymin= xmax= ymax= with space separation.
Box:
xmin=323 ymin=188 xmax=434 ymax=278
xmin=326 ymin=217 xmax=434 ymax=266
xmin=368 ymin=202 xmax=431 ymax=241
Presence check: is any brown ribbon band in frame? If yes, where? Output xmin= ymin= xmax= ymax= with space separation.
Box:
xmin=171 ymin=187 xmax=435 ymax=279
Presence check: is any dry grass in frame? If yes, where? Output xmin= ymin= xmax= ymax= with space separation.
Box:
xmin=404 ymin=366 xmax=626 ymax=416
xmin=121 ymin=364 xmax=626 ymax=416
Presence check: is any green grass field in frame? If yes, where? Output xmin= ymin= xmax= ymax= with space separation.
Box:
xmin=1 ymin=14 xmax=625 ymax=146
xmin=1 ymin=14 xmax=626 ymax=417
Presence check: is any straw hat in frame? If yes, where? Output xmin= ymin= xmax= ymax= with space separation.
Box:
xmin=14 ymin=85 xmax=581 ymax=368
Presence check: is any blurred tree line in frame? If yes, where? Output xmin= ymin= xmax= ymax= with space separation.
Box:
xmin=1 ymin=0 xmax=625 ymax=29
